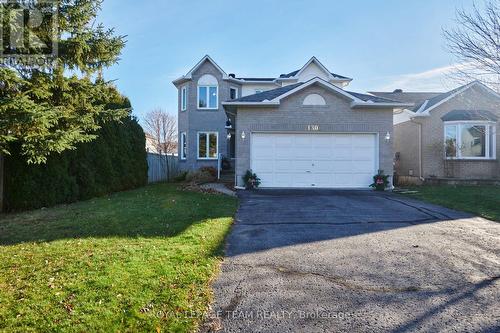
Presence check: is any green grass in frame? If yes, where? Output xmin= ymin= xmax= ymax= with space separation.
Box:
xmin=401 ymin=185 xmax=500 ymax=222
xmin=0 ymin=183 xmax=238 ymax=332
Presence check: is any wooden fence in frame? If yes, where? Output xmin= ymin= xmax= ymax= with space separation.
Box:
xmin=147 ymin=153 xmax=179 ymax=183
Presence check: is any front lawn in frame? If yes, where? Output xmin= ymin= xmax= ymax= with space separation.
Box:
xmin=0 ymin=183 xmax=238 ymax=332
xmin=401 ymin=185 xmax=500 ymax=222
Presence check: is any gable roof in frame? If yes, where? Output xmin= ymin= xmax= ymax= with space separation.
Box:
xmin=410 ymin=81 xmax=500 ymax=115
xmin=223 ymin=77 xmax=412 ymax=109
xmin=278 ymin=57 xmax=352 ymax=81
xmin=172 ymin=55 xmax=227 ymax=85
xmin=369 ymin=91 xmax=442 ymax=105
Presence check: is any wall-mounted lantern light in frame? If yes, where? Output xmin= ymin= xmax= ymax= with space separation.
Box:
xmin=225 ymin=119 xmax=232 ymax=129
xmin=385 ymin=132 xmax=391 ymax=142
xmin=227 ymin=133 xmax=232 ymax=140
xmin=241 ymin=131 xmax=246 ymax=140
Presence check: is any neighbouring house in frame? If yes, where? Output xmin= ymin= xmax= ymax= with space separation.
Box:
xmin=371 ymin=81 xmax=500 ymax=182
xmin=173 ymin=55 xmax=411 ymax=188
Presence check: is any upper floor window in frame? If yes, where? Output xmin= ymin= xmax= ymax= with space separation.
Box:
xmin=181 ymin=86 xmax=187 ymax=111
xmin=230 ymin=87 xmax=238 ymax=100
xmin=197 ymin=74 xmax=218 ymax=109
xmin=180 ymin=132 xmax=187 ymax=160
xmin=445 ymin=122 xmax=496 ymax=160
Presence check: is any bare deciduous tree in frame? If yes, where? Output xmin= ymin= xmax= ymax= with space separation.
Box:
xmin=144 ymin=109 xmax=178 ymax=180
xmin=444 ymin=1 xmax=500 ymax=91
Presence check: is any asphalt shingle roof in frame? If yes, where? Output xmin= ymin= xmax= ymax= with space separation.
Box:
xmin=369 ymin=92 xmax=442 ymax=106
xmin=279 ymin=70 xmax=350 ymax=80
xmin=230 ymin=82 xmax=305 ymax=102
xmin=345 ymin=91 xmax=401 ymax=103
xmin=228 ymin=81 xmax=402 ymax=104
xmin=441 ymin=110 xmax=498 ymax=122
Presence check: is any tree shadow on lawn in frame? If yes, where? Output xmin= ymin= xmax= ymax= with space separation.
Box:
xmin=0 ymin=183 xmax=238 ymax=246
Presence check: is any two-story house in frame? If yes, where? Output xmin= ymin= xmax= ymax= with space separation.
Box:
xmin=172 ymin=55 xmax=412 ymax=188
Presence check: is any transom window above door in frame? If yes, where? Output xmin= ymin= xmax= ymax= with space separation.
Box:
xmin=444 ymin=122 xmax=496 ymax=159
xmin=197 ymin=74 xmax=218 ymax=109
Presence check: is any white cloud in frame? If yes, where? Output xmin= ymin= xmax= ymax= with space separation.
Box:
xmin=375 ymin=64 xmax=464 ymax=92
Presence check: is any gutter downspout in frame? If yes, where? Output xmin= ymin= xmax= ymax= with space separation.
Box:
xmin=411 ymin=118 xmax=424 ymax=181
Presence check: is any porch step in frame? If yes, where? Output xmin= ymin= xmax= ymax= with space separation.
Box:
xmin=218 ymin=172 xmax=235 ymax=184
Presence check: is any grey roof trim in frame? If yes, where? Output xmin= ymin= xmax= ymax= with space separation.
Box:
xmin=441 ymin=110 xmax=498 ymax=122
xmin=236 ymin=77 xmax=276 ymax=82
xmin=172 ymin=55 xmax=228 ymax=85
xmin=414 ymin=81 xmax=498 ymax=114
xmin=278 ymin=57 xmax=352 ymax=81
xmin=228 ymin=82 xmax=305 ymax=103
xmin=224 ymin=77 xmax=412 ymax=108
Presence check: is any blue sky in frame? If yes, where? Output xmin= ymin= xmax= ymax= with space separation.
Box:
xmin=99 ymin=0 xmax=477 ymax=121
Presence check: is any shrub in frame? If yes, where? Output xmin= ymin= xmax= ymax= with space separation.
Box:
xmin=370 ymin=170 xmax=390 ymax=191
xmin=173 ymin=171 xmax=188 ymax=182
xmin=199 ymin=166 xmax=217 ymax=177
xmin=4 ymin=115 xmax=148 ymax=211
xmin=185 ymin=169 xmax=216 ymax=184
xmin=243 ymin=170 xmax=261 ymax=190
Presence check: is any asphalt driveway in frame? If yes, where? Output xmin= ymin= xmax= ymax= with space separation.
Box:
xmin=205 ymin=190 xmax=500 ymax=333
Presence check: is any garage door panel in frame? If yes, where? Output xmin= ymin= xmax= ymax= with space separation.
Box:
xmin=252 ymin=160 xmax=274 ymax=173
xmin=313 ymin=160 xmax=333 ymax=172
xmin=312 ymin=146 xmax=332 ymax=158
xmin=275 ymin=159 xmax=294 ymax=172
xmin=251 ymin=133 xmax=377 ymax=188
xmin=352 ymin=161 xmax=375 ymax=172
xmin=352 ymin=147 xmax=375 ymax=160
xmin=293 ymin=160 xmax=313 ymax=172
xmin=293 ymin=173 xmax=313 ymax=187
xmin=352 ymin=135 xmax=375 ymax=146
xmin=334 ymin=136 xmax=352 ymax=145
xmin=254 ymin=148 xmax=275 ymax=159
xmin=259 ymin=174 xmax=276 ymax=187
xmin=331 ymin=160 xmax=353 ymax=173
xmin=332 ymin=147 xmax=353 ymax=160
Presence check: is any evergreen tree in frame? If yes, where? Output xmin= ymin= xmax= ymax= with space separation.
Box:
xmin=0 ymin=0 xmax=127 ymax=163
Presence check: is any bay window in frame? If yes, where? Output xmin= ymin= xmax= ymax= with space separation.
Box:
xmin=444 ymin=122 xmax=496 ymax=159
xmin=198 ymin=132 xmax=218 ymax=159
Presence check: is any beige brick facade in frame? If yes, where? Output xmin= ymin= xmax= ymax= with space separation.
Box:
xmin=394 ymin=84 xmax=500 ymax=179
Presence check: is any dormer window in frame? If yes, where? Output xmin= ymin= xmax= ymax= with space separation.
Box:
xmin=197 ymin=74 xmax=218 ymax=109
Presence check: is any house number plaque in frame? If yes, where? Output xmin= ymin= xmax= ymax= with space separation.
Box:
xmin=307 ymin=125 xmax=320 ymax=131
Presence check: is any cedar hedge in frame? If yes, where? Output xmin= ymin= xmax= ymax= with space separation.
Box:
xmin=4 ymin=114 xmax=148 ymax=212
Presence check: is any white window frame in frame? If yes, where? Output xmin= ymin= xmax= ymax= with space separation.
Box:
xmin=180 ymin=132 xmax=187 ymax=160
xmin=444 ymin=121 xmax=496 ymax=160
xmin=197 ymin=131 xmax=218 ymax=160
xmin=197 ymin=86 xmax=218 ymax=110
xmin=230 ymin=86 xmax=239 ymax=100
xmin=181 ymin=86 xmax=187 ymax=111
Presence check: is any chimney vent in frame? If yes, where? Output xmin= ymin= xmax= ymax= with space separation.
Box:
xmin=229 ymin=73 xmax=236 ymax=78
xmin=393 ymin=89 xmax=403 ymax=93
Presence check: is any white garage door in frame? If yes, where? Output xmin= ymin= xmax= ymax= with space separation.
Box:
xmin=251 ymin=133 xmax=378 ymax=188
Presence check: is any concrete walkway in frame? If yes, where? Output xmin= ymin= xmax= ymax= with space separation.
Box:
xmin=205 ymin=190 xmax=500 ymax=333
